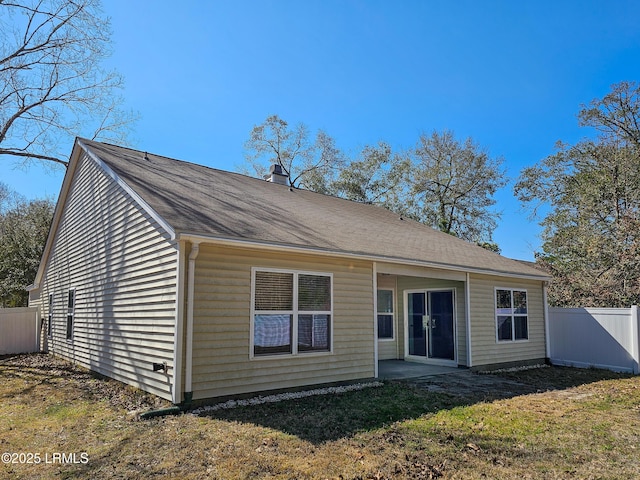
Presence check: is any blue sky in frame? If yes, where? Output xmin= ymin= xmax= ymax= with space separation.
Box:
xmin=3 ymin=0 xmax=640 ymax=260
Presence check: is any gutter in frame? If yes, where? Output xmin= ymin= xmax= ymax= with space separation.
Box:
xmin=178 ymin=232 xmax=550 ymax=282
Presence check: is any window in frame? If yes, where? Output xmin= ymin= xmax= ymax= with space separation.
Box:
xmin=252 ymin=269 xmax=332 ymax=356
xmin=66 ymin=289 xmax=75 ymax=341
xmin=377 ymin=289 xmax=394 ymax=339
xmin=47 ymin=293 xmax=53 ymax=338
xmin=496 ymin=289 xmax=528 ymax=342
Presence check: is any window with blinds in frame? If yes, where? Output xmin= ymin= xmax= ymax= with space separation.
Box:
xmin=254 ymin=271 xmax=293 ymax=310
xmin=252 ymin=268 xmax=332 ymax=357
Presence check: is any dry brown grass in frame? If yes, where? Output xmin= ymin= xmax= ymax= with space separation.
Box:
xmin=1 ymin=354 xmax=639 ymax=479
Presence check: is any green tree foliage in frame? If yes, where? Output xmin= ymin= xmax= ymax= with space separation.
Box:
xmin=0 ymin=185 xmax=54 ymax=307
xmin=515 ymin=81 xmax=640 ymax=307
xmin=0 ymin=0 xmax=136 ymax=168
xmin=403 ymin=130 xmax=506 ymax=245
xmin=328 ymin=141 xmax=405 ymax=209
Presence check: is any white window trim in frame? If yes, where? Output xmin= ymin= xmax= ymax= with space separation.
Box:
xmin=250 ymin=267 xmax=334 ymax=359
xmin=377 ymin=288 xmax=395 ymax=341
xmin=66 ymin=288 xmax=76 ymax=342
xmin=495 ymin=287 xmax=529 ymax=343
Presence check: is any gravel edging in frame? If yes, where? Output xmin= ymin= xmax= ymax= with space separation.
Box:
xmin=192 ymin=381 xmax=384 ymax=415
xmin=477 ymin=363 xmax=550 ymax=374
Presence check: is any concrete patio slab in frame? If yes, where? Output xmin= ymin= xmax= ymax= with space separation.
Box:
xmin=378 ymin=360 xmax=465 ymax=380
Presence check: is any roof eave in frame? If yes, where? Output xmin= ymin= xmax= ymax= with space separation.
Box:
xmin=30 ymin=139 xmax=179 ymax=294
xmin=177 ymin=232 xmax=551 ymax=282
xmin=77 ymin=139 xmax=176 ymax=241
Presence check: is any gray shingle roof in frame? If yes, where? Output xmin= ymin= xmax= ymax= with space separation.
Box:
xmin=79 ymin=139 xmax=547 ymax=279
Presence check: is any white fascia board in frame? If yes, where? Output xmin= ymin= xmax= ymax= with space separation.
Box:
xmin=28 ymin=140 xmax=84 ymax=291
xmin=177 ymin=232 xmax=550 ymax=282
xmin=77 ymin=139 xmax=176 ymax=241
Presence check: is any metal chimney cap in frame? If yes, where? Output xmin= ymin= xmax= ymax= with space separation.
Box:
xmin=269 ymin=164 xmax=284 ymax=175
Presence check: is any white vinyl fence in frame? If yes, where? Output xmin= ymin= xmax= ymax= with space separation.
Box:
xmin=0 ymin=307 xmax=39 ymax=355
xmin=548 ymin=306 xmax=640 ymax=374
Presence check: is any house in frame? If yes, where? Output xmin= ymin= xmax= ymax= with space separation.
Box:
xmin=28 ymin=138 xmax=550 ymax=404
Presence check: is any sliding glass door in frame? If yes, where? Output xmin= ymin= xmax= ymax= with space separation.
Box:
xmin=406 ymin=290 xmax=455 ymax=362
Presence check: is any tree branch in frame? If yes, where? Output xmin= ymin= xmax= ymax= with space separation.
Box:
xmin=0 ymin=147 xmax=68 ymax=166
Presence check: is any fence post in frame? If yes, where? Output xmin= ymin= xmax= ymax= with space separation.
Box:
xmin=543 ymin=284 xmax=550 ymax=360
xmin=35 ymin=308 xmax=41 ymax=353
xmin=632 ymin=305 xmax=640 ymax=375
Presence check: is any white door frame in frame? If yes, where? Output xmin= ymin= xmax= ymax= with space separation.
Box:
xmin=403 ymin=288 xmax=458 ymax=366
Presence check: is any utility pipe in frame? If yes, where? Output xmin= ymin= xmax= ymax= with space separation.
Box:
xmin=140 ymin=406 xmax=182 ymax=420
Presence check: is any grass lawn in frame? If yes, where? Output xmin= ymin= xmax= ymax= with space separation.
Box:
xmin=1 ymin=354 xmax=639 ymax=479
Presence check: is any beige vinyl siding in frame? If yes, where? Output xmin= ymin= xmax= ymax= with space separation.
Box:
xmin=377 ymin=275 xmax=398 ymax=360
xmin=396 ymin=276 xmax=467 ymax=366
xmin=469 ymin=273 xmax=546 ymax=367
xmin=191 ymin=244 xmax=375 ymax=400
xmin=28 ymin=153 xmax=177 ymax=400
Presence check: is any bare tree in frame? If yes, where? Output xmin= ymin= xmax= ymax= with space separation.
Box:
xmin=578 ymin=81 xmax=640 ymax=147
xmin=244 ymin=115 xmax=343 ymax=189
xmin=0 ymin=0 xmax=136 ymax=168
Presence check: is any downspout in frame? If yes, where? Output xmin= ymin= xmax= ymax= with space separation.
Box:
xmin=465 ymin=272 xmax=472 ymax=368
xmin=185 ymin=241 xmax=200 ymax=405
xmin=373 ymin=262 xmax=379 ymax=378
xmin=171 ymin=240 xmax=186 ymax=405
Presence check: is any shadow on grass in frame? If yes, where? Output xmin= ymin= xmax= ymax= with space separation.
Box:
xmin=3 ymin=354 xmax=633 ymax=446
xmin=0 ymin=353 xmax=91 ymax=400
xmin=0 ymin=353 xmax=168 ymax=411
xmin=205 ymin=382 xmax=459 ymax=444
xmin=202 ymin=366 xmax=634 ymax=444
